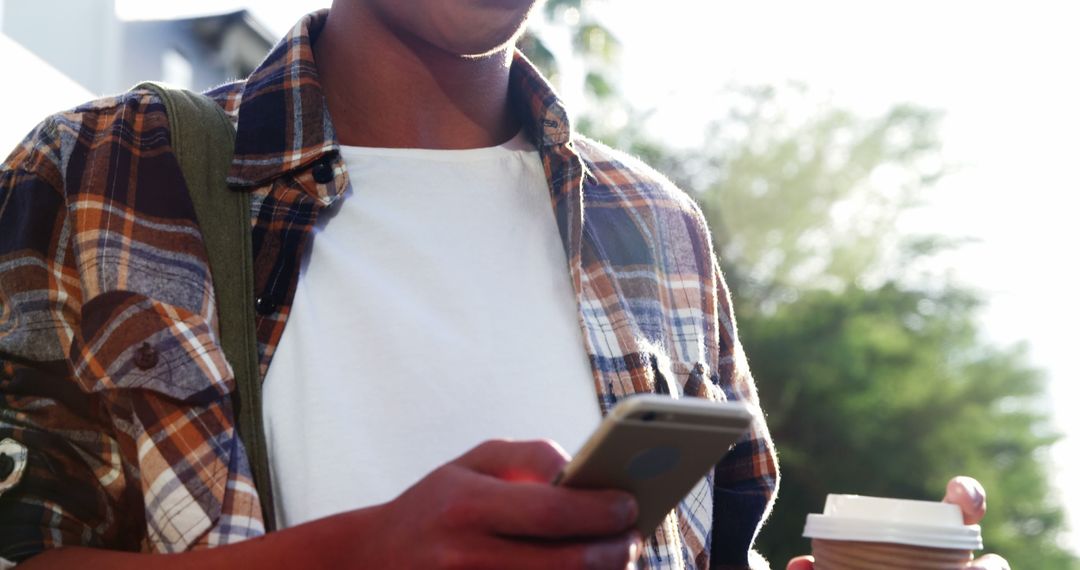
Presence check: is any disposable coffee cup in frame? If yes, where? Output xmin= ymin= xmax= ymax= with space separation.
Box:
xmin=803 ymin=494 xmax=983 ymax=569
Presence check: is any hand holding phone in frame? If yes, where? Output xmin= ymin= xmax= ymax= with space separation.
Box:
xmin=554 ymin=395 xmax=753 ymax=536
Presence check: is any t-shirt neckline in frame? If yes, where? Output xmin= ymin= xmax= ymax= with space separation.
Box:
xmin=337 ymin=129 xmax=534 ymax=162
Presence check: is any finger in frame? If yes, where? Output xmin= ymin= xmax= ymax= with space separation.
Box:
xmin=460 ymin=477 xmax=637 ymax=538
xmin=965 ymin=553 xmax=1011 ymax=570
xmin=786 ymin=555 xmax=815 ymax=570
xmin=455 ymin=439 xmax=570 ymax=482
xmin=460 ymin=532 xmax=642 ymax=570
xmin=942 ymin=476 xmax=987 ymax=525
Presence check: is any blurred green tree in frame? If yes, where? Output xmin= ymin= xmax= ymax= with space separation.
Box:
xmin=518 ymin=0 xmax=620 ymax=95
xmin=526 ymin=7 xmax=1076 ymax=569
xmin=628 ymin=85 xmax=943 ymax=312
xmin=518 ymin=0 xmax=624 ymax=133
xmin=742 ymin=284 xmax=1071 ymax=567
xmin=687 ymin=89 xmax=1075 ymax=567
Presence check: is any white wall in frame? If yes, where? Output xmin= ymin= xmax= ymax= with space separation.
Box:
xmin=1 ymin=0 xmax=119 ymax=95
xmin=0 ymin=34 xmax=94 ymax=156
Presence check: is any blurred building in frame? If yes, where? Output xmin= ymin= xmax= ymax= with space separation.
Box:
xmin=1 ymin=0 xmax=275 ymax=96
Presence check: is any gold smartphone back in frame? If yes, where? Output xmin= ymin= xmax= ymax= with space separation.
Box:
xmin=556 ymin=395 xmax=753 ymax=535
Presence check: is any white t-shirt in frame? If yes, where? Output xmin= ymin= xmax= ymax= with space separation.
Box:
xmin=261 ymin=132 xmax=602 ymax=528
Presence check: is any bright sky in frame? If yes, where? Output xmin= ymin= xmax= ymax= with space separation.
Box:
xmin=3 ymin=0 xmax=1078 ymax=556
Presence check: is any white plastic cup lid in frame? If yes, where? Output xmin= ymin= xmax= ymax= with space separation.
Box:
xmin=803 ymin=494 xmax=983 ymax=551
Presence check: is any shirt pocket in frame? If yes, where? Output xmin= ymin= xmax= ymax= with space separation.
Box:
xmin=71 ymin=290 xmax=235 ymax=403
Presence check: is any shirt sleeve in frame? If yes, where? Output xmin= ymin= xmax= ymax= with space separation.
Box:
xmin=700 ymin=226 xmax=780 ymax=568
xmin=0 ymin=118 xmax=143 ymax=562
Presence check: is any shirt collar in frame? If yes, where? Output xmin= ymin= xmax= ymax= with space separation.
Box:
xmin=227 ymin=9 xmax=574 ymax=190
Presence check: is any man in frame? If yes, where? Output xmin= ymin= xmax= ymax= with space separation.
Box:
xmin=0 ymin=1 xmax=1007 ymax=569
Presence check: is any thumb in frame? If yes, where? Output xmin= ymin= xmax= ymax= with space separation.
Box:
xmin=455 ymin=439 xmax=570 ymax=482
xmin=943 ymin=476 xmax=987 ymax=525
xmin=786 ymin=555 xmax=815 ymax=570
xmin=965 ymin=553 xmax=1011 ymax=570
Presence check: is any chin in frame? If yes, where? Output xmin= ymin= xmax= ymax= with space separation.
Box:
xmin=368 ymin=0 xmax=538 ymax=58
xmin=444 ymin=30 xmax=525 ymax=58
xmin=431 ymin=1 xmax=536 ymax=57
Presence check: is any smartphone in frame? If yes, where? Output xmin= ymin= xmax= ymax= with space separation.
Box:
xmin=553 ymin=395 xmax=753 ymax=536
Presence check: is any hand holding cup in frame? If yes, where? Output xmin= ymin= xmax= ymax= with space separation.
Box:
xmin=786 ymin=476 xmax=1011 ymax=570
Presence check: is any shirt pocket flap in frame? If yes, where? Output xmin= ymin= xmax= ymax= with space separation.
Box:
xmin=72 ymin=290 xmax=235 ymax=403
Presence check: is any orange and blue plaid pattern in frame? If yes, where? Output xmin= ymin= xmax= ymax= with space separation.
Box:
xmin=0 ymin=11 xmax=777 ymax=569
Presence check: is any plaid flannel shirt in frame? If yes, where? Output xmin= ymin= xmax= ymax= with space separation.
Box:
xmin=0 ymin=10 xmax=777 ymax=569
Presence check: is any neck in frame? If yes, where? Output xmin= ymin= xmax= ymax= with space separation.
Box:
xmin=313 ymin=4 xmax=521 ymax=149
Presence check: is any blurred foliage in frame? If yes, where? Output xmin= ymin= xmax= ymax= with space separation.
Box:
xmin=516 ymin=31 xmax=558 ymax=81
xmin=698 ymin=87 xmax=945 ymax=311
xmin=743 ymin=285 xmax=1072 ymax=567
xmin=692 ymin=89 xmax=1075 ymax=567
xmin=533 ymin=6 xmax=1076 ymax=569
xmin=519 ymin=0 xmax=623 ymax=125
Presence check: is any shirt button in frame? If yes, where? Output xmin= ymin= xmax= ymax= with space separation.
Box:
xmin=311 ymin=158 xmax=335 ymax=184
xmin=255 ymin=296 xmax=278 ymax=316
xmin=134 ymin=342 xmax=159 ymax=370
xmin=0 ymin=454 xmax=13 ymax=480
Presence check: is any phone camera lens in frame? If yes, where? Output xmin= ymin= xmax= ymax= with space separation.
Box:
xmin=641 ymin=411 xmax=658 ymax=422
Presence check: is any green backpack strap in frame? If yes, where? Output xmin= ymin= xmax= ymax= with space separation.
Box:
xmin=135 ymin=81 xmax=276 ymax=531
